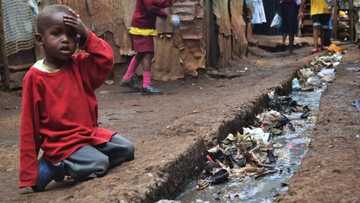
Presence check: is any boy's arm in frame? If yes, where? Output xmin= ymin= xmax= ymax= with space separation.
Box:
xmin=19 ymin=73 xmax=41 ymax=188
xmin=76 ymin=31 xmax=114 ymax=90
xmin=64 ymin=11 xmax=114 ymax=90
xmin=144 ymin=0 xmax=174 ymax=18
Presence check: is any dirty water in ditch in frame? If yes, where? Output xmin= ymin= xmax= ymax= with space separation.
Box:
xmin=177 ymin=86 xmax=326 ymax=203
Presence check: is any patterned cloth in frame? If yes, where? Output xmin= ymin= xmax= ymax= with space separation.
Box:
xmin=2 ymin=0 xmax=38 ymax=56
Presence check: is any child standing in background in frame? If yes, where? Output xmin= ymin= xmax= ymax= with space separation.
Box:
xmin=120 ymin=0 xmax=177 ymax=94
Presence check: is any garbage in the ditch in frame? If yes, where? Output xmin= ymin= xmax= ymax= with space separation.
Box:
xmin=194 ymin=53 xmax=344 ymax=191
xmin=305 ymin=76 xmax=322 ymax=88
xmin=268 ymin=93 xmax=310 ymax=118
xmin=182 ymin=49 xmax=345 ymax=203
xmin=297 ymin=52 xmax=343 ymax=90
xmin=317 ymin=68 xmax=336 ymax=82
xmin=291 ymin=78 xmax=301 ymax=91
xmin=299 ymin=68 xmax=315 ymax=80
xmin=309 ymin=53 xmax=342 ymax=70
xmin=196 ymin=102 xmax=311 ymax=190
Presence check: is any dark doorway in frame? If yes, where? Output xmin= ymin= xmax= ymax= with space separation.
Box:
xmin=205 ymin=0 xmax=220 ymax=68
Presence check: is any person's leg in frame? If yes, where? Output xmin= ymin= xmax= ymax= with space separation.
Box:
xmin=312 ymin=15 xmax=321 ymax=52
xmin=96 ymin=134 xmax=135 ymax=168
xmin=120 ymin=54 xmax=144 ymax=89
xmin=289 ymin=33 xmax=295 ymax=54
xmin=288 ymin=2 xmax=298 ymax=54
xmin=141 ymin=52 xmax=161 ymax=94
xmin=319 ymin=14 xmax=331 ymax=48
xmin=122 ymin=55 xmax=139 ymax=81
xmin=142 ymin=53 xmax=153 ymax=88
xmin=356 ymin=8 xmax=360 ymax=43
xmin=282 ymin=34 xmax=287 ymax=45
xmin=63 ymin=145 xmax=110 ymax=181
xmin=313 ymin=26 xmax=320 ymax=49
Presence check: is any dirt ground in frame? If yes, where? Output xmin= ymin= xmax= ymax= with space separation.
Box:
xmin=1 ymin=39 xmax=358 ymax=202
xmin=279 ymin=47 xmax=360 ymax=203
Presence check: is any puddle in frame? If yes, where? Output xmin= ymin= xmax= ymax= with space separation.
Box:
xmin=177 ymin=87 xmax=325 ymax=203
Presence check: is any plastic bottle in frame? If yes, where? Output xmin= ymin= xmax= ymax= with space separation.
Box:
xmin=292 ymin=78 xmax=301 ymax=91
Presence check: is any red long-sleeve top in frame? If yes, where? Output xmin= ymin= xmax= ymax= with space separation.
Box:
xmin=131 ymin=0 xmax=173 ymax=29
xmin=19 ymin=32 xmax=114 ymax=188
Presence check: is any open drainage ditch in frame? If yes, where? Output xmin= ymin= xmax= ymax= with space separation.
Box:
xmin=154 ymin=53 xmax=342 ymax=203
xmin=176 ymin=86 xmax=325 ymax=203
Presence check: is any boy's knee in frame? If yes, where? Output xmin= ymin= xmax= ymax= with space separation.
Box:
xmin=126 ymin=142 xmax=135 ymax=161
xmin=93 ymin=155 xmax=110 ymax=177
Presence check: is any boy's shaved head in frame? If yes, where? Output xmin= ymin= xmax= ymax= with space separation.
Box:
xmin=36 ymin=4 xmax=73 ymax=33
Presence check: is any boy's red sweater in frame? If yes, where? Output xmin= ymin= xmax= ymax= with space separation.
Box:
xmin=19 ymin=32 xmax=114 ymax=188
xmin=131 ymin=0 xmax=173 ymax=29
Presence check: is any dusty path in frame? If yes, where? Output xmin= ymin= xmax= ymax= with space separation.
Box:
xmin=279 ymin=47 xmax=360 ymax=203
xmin=0 ymin=46 xmax=321 ymax=202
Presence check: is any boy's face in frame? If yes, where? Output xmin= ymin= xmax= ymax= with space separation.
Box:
xmin=37 ymin=12 xmax=77 ymax=63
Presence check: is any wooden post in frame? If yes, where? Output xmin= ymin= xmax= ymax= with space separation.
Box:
xmin=349 ymin=0 xmax=355 ymax=41
xmin=333 ymin=0 xmax=339 ymax=40
xmin=204 ymin=0 xmax=211 ymax=67
xmin=0 ymin=0 xmax=10 ymax=89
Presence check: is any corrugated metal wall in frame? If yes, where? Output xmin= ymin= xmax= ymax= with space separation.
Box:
xmin=153 ymin=0 xmax=206 ymax=80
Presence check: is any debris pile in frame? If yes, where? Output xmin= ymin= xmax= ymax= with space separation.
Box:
xmin=294 ymin=52 xmax=343 ymax=91
xmin=196 ymin=96 xmax=309 ymax=190
xmin=197 ymin=51 xmax=344 ymax=191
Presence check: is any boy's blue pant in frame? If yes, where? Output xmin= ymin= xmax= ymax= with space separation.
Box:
xmin=35 ymin=134 xmax=135 ymax=191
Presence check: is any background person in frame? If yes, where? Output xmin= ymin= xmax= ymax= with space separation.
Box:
xmin=299 ymin=0 xmax=331 ymax=53
xmin=280 ymin=0 xmax=301 ymax=53
xmin=120 ymin=0 xmax=176 ymax=94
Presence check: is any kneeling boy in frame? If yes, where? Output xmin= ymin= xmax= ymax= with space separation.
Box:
xmin=19 ymin=4 xmax=134 ymax=192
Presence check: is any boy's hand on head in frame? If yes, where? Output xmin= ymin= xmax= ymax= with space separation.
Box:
xmin=63 ymin=9 xmax=89 ymax=45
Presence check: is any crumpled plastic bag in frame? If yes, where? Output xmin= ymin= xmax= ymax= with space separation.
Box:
xmin=270 ymin=13 xmax=282 ymax=28
xmin=317 ymin=68 xmax=336 ymax=82
xmin=299 ymin=68 xmax=315 ymax=80
xmin=306 ymin=76 xmax=322 ymax=87
xmin=292 ymin=78 xmax=301 ymax=91
xmin=243 ymin=127 xmax=270 ymax=145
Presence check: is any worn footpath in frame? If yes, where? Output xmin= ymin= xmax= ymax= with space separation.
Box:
xmin=0 ymin=45 xmax=334 ymax=202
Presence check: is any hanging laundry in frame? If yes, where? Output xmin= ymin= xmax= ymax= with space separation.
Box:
xmin=246 ymin=0 xmax=267 ymax=24
xmin=2 ymin=0 xmax=37 ymax=56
